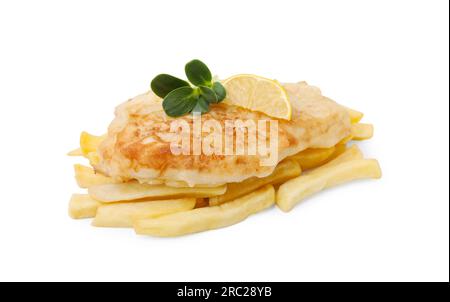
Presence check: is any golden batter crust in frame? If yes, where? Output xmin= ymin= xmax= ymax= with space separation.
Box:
xmin=94 ymin=82 xmax=351 ymax=186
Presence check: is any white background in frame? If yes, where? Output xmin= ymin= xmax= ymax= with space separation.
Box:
xmin=0 ymin=0 xmax=448 ymax=282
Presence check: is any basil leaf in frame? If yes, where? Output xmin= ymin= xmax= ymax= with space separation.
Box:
xmin=198 ymin=86 xmax=218 ymax=103
xmin=212 ymin=82 xmax=226 ymax=102
xmin=151 ymin=74 xmax=190 ymax=98
xmin=162 ymin=87 xmax=198 ymax=117
xmin=185 ymin=59 xmax=212 ymax=86
xmin=192 ymin=96 xmax=210 ymax=114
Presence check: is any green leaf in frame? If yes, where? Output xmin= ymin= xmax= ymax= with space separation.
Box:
xmin=198 ymin=86 xmax=218 ymax=103
xmin=151 ymin=74 xmax=190 ymax=98
xmin=185 ymin=59 xmax=212 ymax=86
xmin=162 ymin=87 xmax=198 ymax=117
xmin=192 ymin=96 xmax=210 ymax=114
xmin=212 ymin=82 xmax=226 ymax=102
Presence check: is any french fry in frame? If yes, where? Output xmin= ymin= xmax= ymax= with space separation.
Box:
xmin=276 ymin=158 xmax=381 ymax=212
xmin=345 ymin=107 xmax=364 ymax=123
xmin=88 ymin=182 xmax=227 ymax=202
xmin=328 ymin=143 xmax=347 ymax=161
xmin=134 ymin=185 xmax=275 ymax=237
xmin=92 ymin=198 xmax=196 ymax=227
xmin=275 ymin=144 xmax=363 ymax=212
xmin=315 ymin=144 xmax=363 ymax=172
xmin=289 ymin=147 xmax=336 ymax=170
xmin=74 ymin=164 xmax=167 ymax=188
xmin=195 ymin=198 xmax=209 ymax=208
xmin=164 ymin=180 xmax=225 ymax=188
xmin=67 ymin=148 xmax=83 ymax=156
xmin=69 ymin=194 xmax=102 ymax=219
xmin=351 ymin=123 xmax=373 ymax=140
xmin=209 ymin=159 xmax=301 ymax=206
xmin=74 ymin=164 xmax=118 ymax=188
xmin=80 ymin=132 xmax=106 ymax=156
xmin=86 ymin=151 xmax=101 ymax=166
xmin=337 ymin=135 xmax=353 ymax=145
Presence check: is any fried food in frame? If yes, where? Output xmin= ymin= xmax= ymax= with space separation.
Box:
xmin=209 ymin=159 xmax=300 ymax=206
xmin=74 ymin=164 xmax=118 ymax=188
xmin=88 ymin=182 xmax=227 ymax=202
xmin=134 ymin=185 xmax=275 ymax=237
xmin=351 ymin=123 xmax=374 ymax=140
xmin=68 ymin=76 xmax=380 ymax=237
xmin=92 ymin=198 xmax=196 ymax=227
xmin=69 ymin=194 xmax=101 ymax=219
xmin=67 ymin=148 xmax=83 ymax=156
xmin=94 ymin=82 xmax=351 ymax=186
xmin=276 ymin=157 xmax=381 ymax=212
xmin=289 ymin=147 xmax=336 ymax=170
xmin=315 ymin=144 xmax=363 ymax=171
xmin=345 ymin=107 xmax=364 ymax=123
xmin=80 ymin=132 xmax=106 ymax=156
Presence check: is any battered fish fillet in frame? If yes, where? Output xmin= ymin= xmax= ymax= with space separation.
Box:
xmin=94 ymin=82 xmax=351 ymax=186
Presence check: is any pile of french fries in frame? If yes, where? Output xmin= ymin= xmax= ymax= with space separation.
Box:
xmin=68 ymin=107 xmax=381 ymax=237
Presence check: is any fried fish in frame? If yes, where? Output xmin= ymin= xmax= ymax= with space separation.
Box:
xmin=94 ymin=81 xmax=351 ymax=186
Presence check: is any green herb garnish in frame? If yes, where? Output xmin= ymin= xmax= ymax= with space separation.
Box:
xmin=151 ymin=59 xmax=226 ymax=117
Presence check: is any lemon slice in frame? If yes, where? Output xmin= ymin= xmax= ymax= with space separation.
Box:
xmin=222 ymin=74 xmax=292 ymax=120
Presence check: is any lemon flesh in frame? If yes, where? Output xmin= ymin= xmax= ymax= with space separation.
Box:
xmin=222 ymin=74 xmax=292 ymax=120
